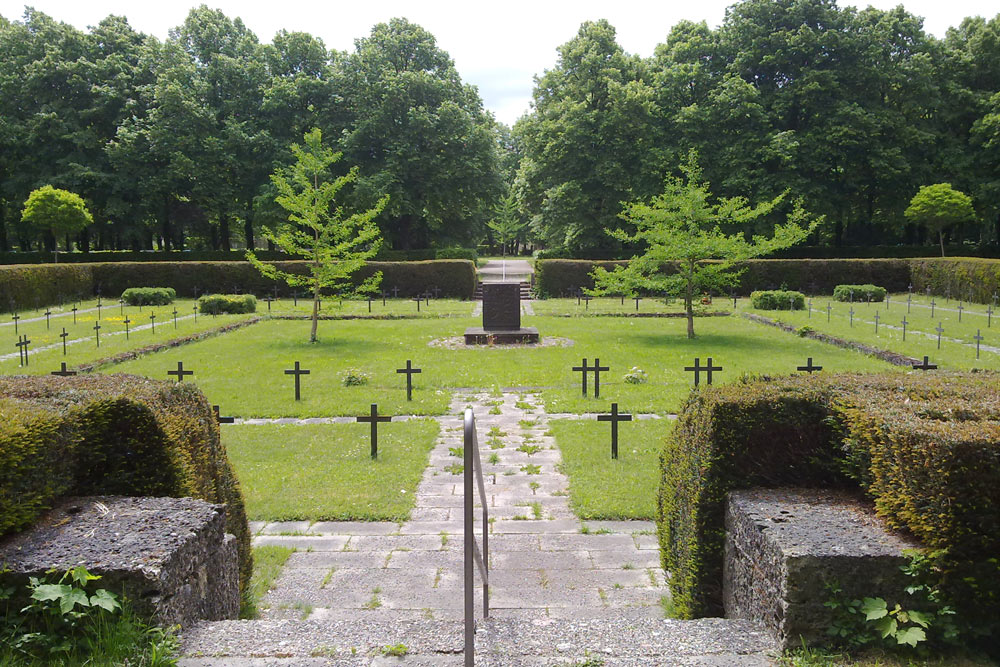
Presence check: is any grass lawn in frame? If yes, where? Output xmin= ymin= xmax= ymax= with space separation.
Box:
xmin=223 ymin=420 xmax=439 ymax=521
xmin=99 ymin=313 xmax=897 ymax=417
xmin=531 ymin=296 xmax=692 ymax=316
xmin=550 ymin=418 xmax=671 ymax=520
xmin=0 ymin=297 xmax=254 ymax=375
xmin=265 ymin=296 xmax=475 ymax=318
xmin=744 ymin=293 xmax=999 ymax=371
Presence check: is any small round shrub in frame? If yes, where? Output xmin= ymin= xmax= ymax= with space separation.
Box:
xmin=833 ymin=284 xmax=886 ymax=302
xmin=121 ymin=287 xmax=175 ymax=306
xmin=197 ymin=294 xmax=257 ymax=315
xmin=750 ymin=290 xmax=805 ymax=310
xmin=341 ymin=369 xmax=371 ymax=386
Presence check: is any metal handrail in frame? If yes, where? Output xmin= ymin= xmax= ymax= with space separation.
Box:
xmin=464 ymin=407 xmax=489 ymax=667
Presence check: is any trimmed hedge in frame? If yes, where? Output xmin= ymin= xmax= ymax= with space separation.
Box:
xmin=121 ymin=287 xmax=176 ymax=306
xmin=908 ymin=257 xmax=1000 ymax=304
xmin=0 ymin=374 xmax=252 ymax=599
xmin=659 ymin=371 xmax=1000 ymax=648
xmin=198 ymin=294 xmax=257 ymax=315
xmin=534 ymin=259 xmax=912 ymax=299
xmin=0 ymin=248 xmax=480 ymax=264
xmin=832 ymin=283 xmax=886 ymax=302
xmin=749 ymin=290 xmax=805 ymax=310
xmin=0 ymin=264 xmax=93 ymax=312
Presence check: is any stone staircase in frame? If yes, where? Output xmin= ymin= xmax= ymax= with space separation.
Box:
xmin=178 ymin=391 xmax=776 ymax=665
xmin=473 ymin=281 xmax=533 ymax=300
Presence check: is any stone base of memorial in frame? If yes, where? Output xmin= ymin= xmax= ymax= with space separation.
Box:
xmin=0 ymin=496 xmax=239 ymax=628
xmin=463 ymin=326 xmax=540 ymax=344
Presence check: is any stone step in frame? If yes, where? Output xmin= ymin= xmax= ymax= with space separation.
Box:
xmin=178 ymin=616 xmax=776 ymax=665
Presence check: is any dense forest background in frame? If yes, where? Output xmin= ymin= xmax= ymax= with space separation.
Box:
xmin=0 ymin=0 xmax=998 ymax=255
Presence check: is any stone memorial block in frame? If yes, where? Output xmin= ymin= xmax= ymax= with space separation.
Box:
xmin=482 ymin=283 xmax=521 ymax=330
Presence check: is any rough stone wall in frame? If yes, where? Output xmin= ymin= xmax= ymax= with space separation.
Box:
xmin=724 ymin=488 xmax=921 ymax=649
xmin=0 ymin=496 xmax=239 ymax=629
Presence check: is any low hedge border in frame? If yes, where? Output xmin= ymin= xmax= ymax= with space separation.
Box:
xmin=75 ymin=317 xmax=262 ymax=373
xmin=749 ymin=290 xmax=805 ymax=310
xmin=659 ymin=371 xmax=1000 ymax=651
xmin=543 ymin=311 xmax=732 ymax=319
xmin=0 ymin=374 xmax=252 ymax=599
xmin=742 ymin=312 xmax=919 ymax=367
xmin=832 ymin=284 xmax=886 ymax=302
xmin=198 ymin=294 xmax=257 ymax=315
xmin=121 ymin=287 xmax=176 ymax=306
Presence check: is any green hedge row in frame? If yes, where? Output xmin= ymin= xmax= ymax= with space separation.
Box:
xmin=659 ymin=371 xmax=1000 ymax=649
xmin=121 ymin=287 xmax=176 ymax=306
xmin=908 ymin=258 xmax=1000 ymax=303
xmin=535 ymin=258 xmax=917 ymax=299
xmin=0 ymin=247 xmax=478 ymax=265
xmin=749 ymin=290 xmax=805 ymax=310
xmin=0 ymin=374 xmax=252 ymax=599
xmin=198 ymin=294 xmax=257 ymax=315
xmin=832 ymin=283 xmax=886 ymax=302
xmin=0 ymin=260 xmax=477 ymax=312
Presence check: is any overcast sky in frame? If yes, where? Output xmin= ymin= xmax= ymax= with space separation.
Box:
xmin=1 ymin=0 xmax=997 ymax=125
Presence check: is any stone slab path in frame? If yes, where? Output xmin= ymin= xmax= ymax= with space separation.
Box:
xmin=179 ymin=390 xmax=775 ymax=665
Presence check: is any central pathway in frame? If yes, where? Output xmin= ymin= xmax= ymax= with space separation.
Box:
xmin=179 ymin=390 xmax=775 ymax=665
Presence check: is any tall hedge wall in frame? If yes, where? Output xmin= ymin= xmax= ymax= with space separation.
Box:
xmin=0 ymin=374 xmax=252 ymax=599
xmin=0 ymin=260 xmax=477 ymax=312
xmin=659 ymin=371 xmax=1000 ymax=650
xmin=534 ymin=258 xmax=912 ymax=298
xmin=0 ymin=247 xmax=478 ymax=265
xmin=908 ymin=257 xmax=1000 ymax=303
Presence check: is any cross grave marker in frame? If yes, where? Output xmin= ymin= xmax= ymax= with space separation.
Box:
xmin=597 ymin=402 xmax=632 ymax=460
xmin=913 ymin=356 xmax=937 ymax=371
xmin=149 ymin=312 xmax=156 ymax=333
xmin=873 ymin=311 xmax=880 ymax=334
xmin=849 ymin=306 xmax=855 ymax=327
xmin=357 ymin=403 xmax=391 ymax=459
xmin=167 ymin=361 xmax=194 ymax=382
xmin=826 ymin=303 xmax=832 ymax=322
xmin=633 ymin=296 xmax=641 ymax=311
xmin=59 ymin=327 xmax=68 ymax=354
xmin=93 ymin=322 xmax=101 ymax=347
xmin=684 ymin=357 xmax=722 ymax=386
xmin=172 ymin=308 xmax=179 ymax=328
xmin=413 ymin=296 xmax=422 ymax=312
xmin=16 ymin=335 xmax=29 ymax=366
xmin=988 ymin=305 xmax=994 ymax=328
xmin=935 ymin=322 xmax=944 ymax=349
xmin=72 ymin=305 xmax=78 ymax=324
xmin=51 ymin=362 xmax=76 ymax=377
xmin=124 ymin=317 xmax=131 ymax=339
xmin=957 ymin=303 xmax=964 ymax=322
xmin=974 ymin=329 xmax=984 ymax=360
xmin=44 ymin=308 xmax=52 ymax=329
xmin=901 ymin=316 xmax=908 ymax=341
xmin=213 ymin=405 xmax=235 ymax=424
xmin=930 ymin=299 xmax=936 ymax=317
xmin=572 ymin=358 xmax=593 ymax=396
xmin=11 ymin=313 xmax=19 ymax=333
xmin=284 ymin=361 xmax=310 ymax=401
xmin=119 ymin=299 xmax=125 ymax=316
xmin=396 ymin=360 xmax=422 ymax=401
xmin=797 ymin=357 xmax=823 ymax=374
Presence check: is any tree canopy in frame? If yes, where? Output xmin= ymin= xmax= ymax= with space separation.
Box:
xmin=904 ymin=183 xmax=977 ymax=256
xmin=20 ymin=186 xmax=93 ymax=251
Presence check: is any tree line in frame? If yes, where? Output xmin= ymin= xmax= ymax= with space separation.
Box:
xmin=1 ymin=1 xmax=998 ymax=256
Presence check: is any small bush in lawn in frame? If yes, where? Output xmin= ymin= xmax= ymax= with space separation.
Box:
xmin=341 ymin=369 xmax=371 ymax=387
xmin=198 ymin=294 xmax=257 ymax=315
xmin=750 ymin=290 xmax=805 ymax=310
xmin=121 ymin=287 xmax=175 ymax=306
xmin=624 ymin=367 xmax=648 ymax=384
xmin=833 ymin=284 xmax=886 ymax=302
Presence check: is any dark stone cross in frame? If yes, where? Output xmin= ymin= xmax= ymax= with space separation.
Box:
xmin=264 ymin=296 xmax=274 ymax=312
xmin=988 ymin=305 xmax=994 ymax=328
xmin=96 ymin=302 xmax=102 ymax=320
xmin=908 ymin=283 xmax=913 ymax=293
xmin=149 ymin=312 xmax=156 ymax=333
xmin=293 ymin=292 xmax=298 ymax=307
xmin=807 ymin=299 xmax=812 ymax=318
xmin=60 ymin=327 xmax=69 ymax=355
xmin=431 ymin=286 xmax=442 ymax=299
xmin=930 ymin=299 xmax=936 ymax=317
xmin=413 ymin=296 xmax=422 ymax=312
xmin=591 ymin=358 xmax=609 ymax=398
xmin=396 ymin=359 xmax=422 ymax=401
xmin=576 ymin=292 xmax=582 ymax=306
xmin=873 ymin=311 xmax=880 ymax=334
xmin=620 ymin=294 xmax=626 ymax=306
xmin=119 ymin=299 xmax=124 ymax=316
xmin=284 ymin=361 xmax=310 ymax=401
xmin=885 ymin=294 xmax=890 ymax=310
xmin=167 ymin=361 xmax=194 ymax=382
xmin=11 ymin=313 xmax=19 ymax=334
xmin=124 ymin=317 xmax=131 ymax=340
xmin=684 ymin=357 xmax=722 ymax=387
xmin=957 ymin=303 xmax=964 ymax=322
xmin=597 ymin=402 xmax=632 ymax=460
xmin=849 ymin=289 xmax=854 ymax=303
xmin=44 ymin=308 xmax=52 ymax=329
xmin=849 ymin=306 xmax=855 ymax=327
xmin=633 ymin=296 xmax=641 ymax=311
xmin=381 ymin=290 xmax=388 ymax=306
xmin=732 ymin=294 xmax=738 ymax=310
xmin=172 ymin=308 xmax=179 ymax=328
xmin=367 ymin=296 xmax=373 ymax=313
xmin=797 ymin=357 xmax=823 ymax=374
xmin=391 ymin=286 xmax=400 ymax=298
xmin=901 ymin=316 xmax=908 ymax=341
xmin=582 ymin=295 xmax=592 ymax=310
xmin=357 ymin=403 xmax=391 ymax=459
xmin=16 ymin=335 xmax=29 ymax=366
xmin=572 ymin=358 xmax=593 ymax=396
xmin=193 ymin=305 xmax=198 ymax=322
xmin=935 ymin=322 xmax=944 ymax=349
xmin=93 ymin=321 xmax=101 ymax=347
xmin=907 ymin=293 xmax=912 ymax=313
xmin=974 ymin=329 xmax=984 ymax=360
xmin=826 ymin=303 xmax=832 ymax=322
xmin=51 ymin=362 xmax=76 ymax=377
xmin=213 ymin=405 xmax=235 ymax=424
xmin=72 ymin=305 xmax=78 ymax=324
xmin=913 ymin=356 xmax=937 ymax=371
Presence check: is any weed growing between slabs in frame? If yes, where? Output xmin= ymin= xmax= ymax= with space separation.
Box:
xmin=224 ymin=420 xmax=439 ymax=521
xmin=104 ymin=315 xmax=895 ymax=417
xmin=746 ymin=293 xmax=999 ymax=370
xmin=243 ymin=545 xmax=296 ymax=618
xmin=550 ymin=419 xmax=672 ymax=520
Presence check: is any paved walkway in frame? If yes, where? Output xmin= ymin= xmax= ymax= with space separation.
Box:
xmin=179 ymin=390 xmax=774 ymax=664
xmin=478 ymin=259 xmax=533 ymax=284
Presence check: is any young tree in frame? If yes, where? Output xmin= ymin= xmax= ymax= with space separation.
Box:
xmin=247 ymin=128 xmax=387 ymax=342
xmin=904 ymin=183 xmax=976 ymax=256
xmin=20 ymin=185 xmax=93 ymax=251
xmin=591 ymin=153 xmax=818 ymax=338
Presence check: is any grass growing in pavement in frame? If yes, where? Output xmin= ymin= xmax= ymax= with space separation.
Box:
xmin=745 ymin=293 xmax=999 ymax=371
xmin=223 ymin=420 xmax=439 ymax=521
xmin=103 ymin=314 xmax=895 ymax=417
xmin=242 ymin=545 xmax=296 ymax=618
xmin=550 ymin=418 xmax=672 ymax=520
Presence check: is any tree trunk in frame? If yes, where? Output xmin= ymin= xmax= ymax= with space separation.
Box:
xmin=685 ymin=261 xmax=695 ymax=339
xmin=220 ymin=215 xmax=231 ymax=252
xmin=939 ymin=230 xmax=946 ymax=257
xmin=161 ymin=197 xmax=172 ymax=251
xmin=244 ymin=207 xmax=254 ymax=250
xmin=310 ymin=282 xmax=320 ymax=343
xmin=79 ymin=227 xmax=90 ymax=252
xmin=0 ymin=205 xmax=7 ymax=251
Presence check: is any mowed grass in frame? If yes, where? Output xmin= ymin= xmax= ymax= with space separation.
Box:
xmin=0 ymin=298 xmax=254 ymax=375
xmin=550 ymin=418 xmax=672 ymax=520
xmin=102 ymin=313 xmax=897 ymax=417
xmin=531 ymin=296 xmax=691 ymax=316
xmin=223 ymin=420 xmax=439 ymax=521
xmin=265 ymin=296 xmax=475 ymax=318
xmin=745 ymin=293 xmax=1000 ymax=371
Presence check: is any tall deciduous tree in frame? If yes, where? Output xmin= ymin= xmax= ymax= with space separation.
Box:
xmin=591 ymin=153 xmax=818 ymax=338
xmin=904 ymin=183 xmax=977 ymax=256
xmin=247 ymin=129 xmax=387 ymax=343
